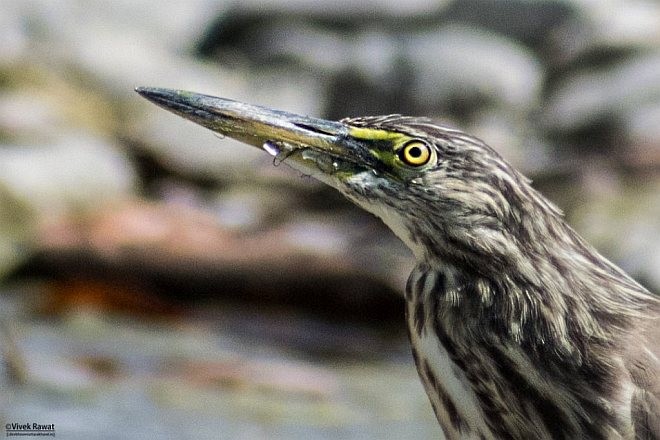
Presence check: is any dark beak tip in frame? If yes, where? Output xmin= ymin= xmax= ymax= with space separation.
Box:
xmin=135 ymin=86 xmax=180 ymax=101
xmin=135 ymin=87 xmax=188 ymax=112
xmin=134 ymin=86 xmax=150 ymax=96
xmin=135 ymin=87 xmax=159 ymax=104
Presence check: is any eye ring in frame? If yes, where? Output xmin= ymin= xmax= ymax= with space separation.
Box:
xmin=398 ymin=141 xmax=433 ymax=167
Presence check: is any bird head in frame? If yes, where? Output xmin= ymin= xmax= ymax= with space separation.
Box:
xmin=136 ymin=88 xmax=558 ymax=273
xmin=136 ymin=87 xmax=657 ymax=362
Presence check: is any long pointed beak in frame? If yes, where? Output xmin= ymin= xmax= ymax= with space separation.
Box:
xmin=135 ymin=87 xmax=348 ymax=158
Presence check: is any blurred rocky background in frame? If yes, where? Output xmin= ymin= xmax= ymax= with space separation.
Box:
xmin=0 ymin=0 xmax=658 ymax=439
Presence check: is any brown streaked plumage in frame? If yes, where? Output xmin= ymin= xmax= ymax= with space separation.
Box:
xmin=136 ymin=88 xmax=660 ymax=439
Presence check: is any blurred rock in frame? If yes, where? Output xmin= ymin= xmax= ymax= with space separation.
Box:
xmin=555 ymin=0 xmax=660 ymax=64
xmin=463 ymin=109 xmax=553 ymax=175
xmin=0 ymin=314 xmax=28 ymax=384
xmin=566 ymin=167 xmax=660 ymax=293
xmin=229 ymin=0 xmax=446 ymax=17
xmin=38 ymin=277 xmax=182 ymax=320
xmin=0 ymin=79 xmax=118 ymax=141
xmin=0 ymin=137 xmax=135 ymax=216
xmin=0 ymin=181 xmax=35 ymax=279
xmin=625 ymin=102 xmax=660 ymax=162
xmin=544 ymin=53 xmax=660 ymax=135
xmin=27 ymin=353 xmax=99 ymax=393
xmin=0 ymin=2 xmax=28 ymax=65
xmin=209 ymin=185 xmax=301 ymax=232
xmin=0 ymin=91 xmax=65 ymax=140
xmin=32 ymin=200 xmax=410 ymax=322
xmin=404 ymin=25 xmax=544 ymax=114
xmin=196 ymin=0 xmax=448 ymax=64
xmin=0 ymin=134 xmax=135 ymax=280
xmin=441 ymin=0 xmax=577 ymax=53
xmin=199 ymin=7 xmax=544 ymax=117
xmin=174 ymin=358 xmax=339 ymax=398
xmin=4 ymin=0 xmax=229 ymax=58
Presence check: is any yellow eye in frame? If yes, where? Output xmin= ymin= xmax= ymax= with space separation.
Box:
xmin=398 ymin=141 xmax=432 ymax=166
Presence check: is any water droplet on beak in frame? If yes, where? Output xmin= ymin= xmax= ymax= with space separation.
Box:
xmin=262 ymin=141 xmax=280 ymax=157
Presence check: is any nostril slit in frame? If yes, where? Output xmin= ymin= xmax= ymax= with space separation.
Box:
xmin=294 ymin=122 xmax=336 ymax=136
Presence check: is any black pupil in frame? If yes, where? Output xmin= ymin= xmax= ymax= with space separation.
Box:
xmin=408 ymin=146 xmax=422 ymax=158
